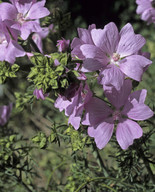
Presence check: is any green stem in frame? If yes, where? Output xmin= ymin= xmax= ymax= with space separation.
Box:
xmin=75 ymin=176 xmax=134 ymax=192
xmin=45 ymin=161 xmax=67 ymax=190
xmin=90 ymin=143 xmax=109 ymax=177
xmin=138 ymin=148 xmax=155 ymax=184
xmin=45 ymin=97 xmax=55 ymax=103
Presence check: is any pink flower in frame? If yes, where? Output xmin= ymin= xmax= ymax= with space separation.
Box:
xmin=32 ymin=24 xmax=54 ymax=53
xmin=33 ymin=88 xmax=49 ymax=100
xmin=0 ymin=19 xmax=25 ymax=64
xmin=71 ymin=24 xmax=96 ymax=59
xmin=82 ymin=80 xmax=154 ymax=150
xmin=0 ymin=103 xmax=12 ymax=126
xmin=0 ymin=0 xmax=50 ymax=40
xmin=54 ymin=83 xmax=92 ymax=130
xmin=73 ymin=22 xmax=152 ymax=90
xmin=57 ymin=38 xmax=70 ymax=52
xmin=136 ymin=0 xmax=155 ymax=24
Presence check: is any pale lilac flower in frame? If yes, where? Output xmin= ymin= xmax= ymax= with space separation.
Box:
xmin=0 ymin=103 xmax=12 ymax=126
xmin=0 ymin=19 xmax=25 ymax=64
xmin=32 ymin=24 xmax=54 ymax=53
xmin=136 ymin=0 xmax=155 ymax=24
xmin=0 ymin=0 xmax=50 ymax=40
xmin=74 ymin=22 xmax=152 ymax=90
xmin=57 ymin=38 xmax=70 ymax=52
xmin=33 ymin=88 xmax=49 ymax=100
xmin=55 ymin=83 xmax=92 ymax=130
xmin=83 ymin=80 xmax=154 ymax=150
xmin=71 ymin=24 xmax=96 ymax=59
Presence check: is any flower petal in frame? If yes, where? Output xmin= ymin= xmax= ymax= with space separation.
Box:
xmin=88 ymin=117 xmax=114 ymax=149
xmin=99 ymin=64 xmax=125 ymax=91
xmin=91 ymin=22 xmax=119 ymax=55
xmin=81 ymin=58 xmax=106 ymax=72
xmin=117 ymin=32 xmax=146 ymax=57
xmin=104 ymin=79 xmax=132 ymax=109
xmin=0 ymin=3 xmax=17 ymax=21
xmin=27 ymin=0 xmax=50 ymax=19
xmin=84 ymin=97 xmax=112 ymax=126
xmin=116 ymin=118 xmax=143 ymax=150
xmin=5 ymin=40 xmax=25 ymax=64
xmin=78 ymin=27 xmax=94 ymax=44
xmin=120 ymin=55 xmax=152 ymax=81
xmin=122 ymin=103 xmax=154 ymax=121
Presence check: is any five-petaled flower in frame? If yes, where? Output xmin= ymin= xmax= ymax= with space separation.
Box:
xmin=82 ymin=80 xmax=154 ymax=150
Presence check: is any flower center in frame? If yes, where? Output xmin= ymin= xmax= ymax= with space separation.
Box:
xmin=112 ymin=53 xmax=120 ymax=62
xmin=17 ymin=13 xmax=26 ymax=24
xmin=112 ymin=110 xmax=121 ymax=121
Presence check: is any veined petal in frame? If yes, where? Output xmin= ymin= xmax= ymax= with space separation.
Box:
xmin=91 ymin=22 xmax=119 ymax=55
xmin=120 ymin=55 xmax=152 ymax=81
xmin=78 ymin=27 xmax=94 ymax=44
xmin=0 ymin=3 xmax=17 ymax=21
xmin=81 ymin=58 xmax=107 ymax=72
xmin=88 ymin=117 xmax=114 ymax=149
xmin=99 ymin=64 xmax=125 ymax=91
xmin=5 ymin=40 xmax=25 ymax=64
xmin=116 ymin=118 xmax=143 ymax=150
xmin=117 ymin=32 xmax=146 ymax=57
xmin=122 ymin=102 xmax=154 ymax=121
xmin=71 ymin=37 xmax=83 ymax=49
xmin=127 ymin=89 xmax=147 ymax=104
xmin=80 ymin=44 xmax=105 ymax=60
xmin=84 ymin=97 xmax=112 ymax=126
xmin=54 ymin=95 xmax=71 ymax=114
xmin=104 ymin=79 xmax=132 ymax=109
xmin=27 ymin=0 xmax=50 ymax=20
xmin=20 ymin=21 xmax=42 ymax=40
xmin=119 ymin=23 xmax=134 ymax=37
xmin=68 ymin=106 xmax=83 ymax=130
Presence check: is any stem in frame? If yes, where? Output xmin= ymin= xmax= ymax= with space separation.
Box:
xmin=90 ymin=143 xmax=109 ymax=177
xmin=45 ymin=161 xmax=67 ymax=190
xmin=139 ymin=148 xmax=155 ymax=184
xmin=75 ymin=176 xmax=134 ymax=192
xmin=29 ymin=37 xmax=41 ymax=53
xmin=71 ymin=59 xmax=83 ymax=64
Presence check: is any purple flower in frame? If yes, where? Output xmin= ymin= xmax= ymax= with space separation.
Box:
xmin=57 ymin=38 xmax=70 ymax=52
xmin=71 ymin=24 xmax=96 ymax=59
xmin=0 ymin=19 xmax=25 ymax=64
xmin=32 ymin=24 xmax=54 ymax=53
xmin=0 ymin=103 xmax=12 ymax=126
xmin=73 ymin=22 xmax=152 ymax=90
xmin=82 ymin=80 xmax=154 ymax=150
xmin=0 ymin=0 xmax=50 ymax=40
xmin=33 ymin=88 xmax=49 ymax=100
xmin=54 ymin=83 xmax=92 ymax=130
xmin=136 ymin=0 xmax=155 ymax=24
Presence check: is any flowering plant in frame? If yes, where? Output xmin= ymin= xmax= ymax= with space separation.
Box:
xmin=0 ymin=0 xmax=154 ymax=191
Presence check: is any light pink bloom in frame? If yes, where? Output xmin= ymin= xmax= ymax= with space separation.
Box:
xmin=32 ymin=24 xmax=54 ymax=53
xmin=57 ymin=38 xmax=70 ymax=52
xmin=0 ymin=0 xmax=50 ymax=40
xmin=0 ymin=19 xmax=25 ymax=64
xmin=83 ymin=80 xmax=154 ymax=150
xmin=136 ymin=0 xmax=155 ymax=24
xmin=71 ymin=24 xmax=96 ymax=59
xmin=33 ymin=88 xmax=49 ymax=100
xmin=0 ymin=103 xmax=12 ymax=126
xmin=55 ymin=83 xmax=92 ymax=130
xmin=73 ymin=22 xmax=152 ymax=90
